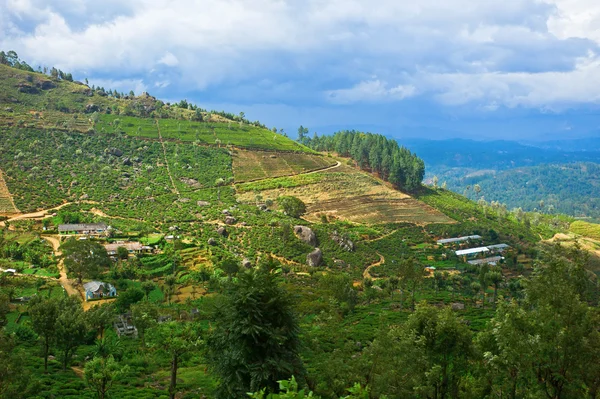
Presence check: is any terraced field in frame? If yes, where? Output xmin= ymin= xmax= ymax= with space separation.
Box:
xmin=0 ymin=170 xmax=18 ymax=214
xmin=237 ymin=164 xmax=454 ymax=225
xmin=232 ymin=150 xmax=336 ymax=182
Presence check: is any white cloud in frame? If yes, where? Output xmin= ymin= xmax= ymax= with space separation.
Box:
xmin=326 ymin=80 xmax=416 ymax=104
xmin=158 ymin=52 xmax=178 ymax=67
xmin=2 ymin=0 xmax=600 ymax=109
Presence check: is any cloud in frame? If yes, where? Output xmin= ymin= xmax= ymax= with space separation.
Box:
xmin=326 ymin=80 xmax=416 ymax=104
xmin=2 ymin=0 xmax=600 ymax=113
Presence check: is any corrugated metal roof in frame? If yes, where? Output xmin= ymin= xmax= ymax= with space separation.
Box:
xmin=456 ymin=247 xmax=490 ymax=256
xmin=58 ymin=223 xmax=108 ymax=232
xmin=83 ymin=281 xmax=115 ymax=293
xmin=437 ymin=235 xmax=482 ymax=244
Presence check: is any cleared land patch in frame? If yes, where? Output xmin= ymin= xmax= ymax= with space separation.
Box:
xmin=237 ymin=164 xmax=454 ymax=225
xmin=232 ymin=150 xmax=337 ymax=182
xmin=0 ymin=170 xmax=18 ymax=214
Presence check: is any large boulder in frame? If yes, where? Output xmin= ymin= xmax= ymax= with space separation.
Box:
xmin=294 ymin=225 xmax=317 ymax=247
xmin=306 ymin=248 xmax=323 ymax=267
xmin=331 ymin=230 xmax=354 ymax=252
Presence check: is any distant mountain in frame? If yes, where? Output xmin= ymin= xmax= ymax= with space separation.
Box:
xmin=403 ymin=138 xmax=600 ymax=170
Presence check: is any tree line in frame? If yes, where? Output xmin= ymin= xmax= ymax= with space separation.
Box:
xmin=301 ymin=129 xmax=425 ymax=192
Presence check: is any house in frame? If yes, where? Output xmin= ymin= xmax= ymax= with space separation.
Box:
xmin=487 ymin=244 xmax=510 ymax=253
xmin=58 ymin=223 xmax=108 ymax=237
xmin=83 ymin=281 xmax=117 ymax=301
xmin=104 ymin=242 xmax=152 ymax=258
xmin=455 ymin=247 xmax=490 ymax=258
xmin=437 ymin=235 xmax=482 ymax=245
xmin=468 ymin=256 xmax=504 ymax=266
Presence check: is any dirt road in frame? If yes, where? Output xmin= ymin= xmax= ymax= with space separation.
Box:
xmin=43 ymin=235 xmax=81 ymax=299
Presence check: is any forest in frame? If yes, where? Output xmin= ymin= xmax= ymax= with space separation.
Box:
xmin=303 ymin=130 xmax=425 ymax=192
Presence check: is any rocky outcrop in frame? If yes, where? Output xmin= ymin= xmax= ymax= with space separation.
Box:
xmin=331 ymin=230 xmax=354 ymax=252
xmin=307 ymin=248 xmax=322 ymax=267
xmin=294 ymin=225 xmax=317 ymax=247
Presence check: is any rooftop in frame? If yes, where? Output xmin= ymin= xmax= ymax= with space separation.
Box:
xmin=58 ymin=223 xmax=108 ymax=232
xmin=437 ymin=235 xmax=482 ymax=244
xmin=83 ymin=281 xmax=115 ymax=292
xmin=455 ymin=247 xmax=490 ymax=256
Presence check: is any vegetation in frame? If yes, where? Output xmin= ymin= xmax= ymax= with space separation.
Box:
xmin=2 ymin=51 xmax=600 ymax=399
xmin=304 ymin=130 xmax=425 ymax=192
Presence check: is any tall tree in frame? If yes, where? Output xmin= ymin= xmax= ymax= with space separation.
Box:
xmin=28 ymin=296 xmax=60 ymax=372
xmin=84 ymin=355 xmax=128 ymax=399
xmin=206 ymin=270 xmax=305 ymax=398
xmin=55 ymin=296 xmax=88 ymax=370
xmin=61 ymin=238 xmax=111 ymax=284
xmin=147 ymin=322 xmax=201 ymax=399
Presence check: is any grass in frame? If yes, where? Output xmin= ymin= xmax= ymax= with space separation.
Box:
xmin=237 ymin=164 xmax=453 ymax=225
xmin=232 ymin=150 xmax=333 ymax=182
xmin=570 ymin=220 xmax=600 ymax=240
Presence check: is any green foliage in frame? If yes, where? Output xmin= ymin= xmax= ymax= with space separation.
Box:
xmin=278 ymin=196 xmax=306 ymax=218
xmin=248 ymin=376 xmax=318 ymax=398
xmin=115 ymin=287 xmax=144 ymax=313
xmin=84 ymin=355 xmax=129 ymax=399
xmin=305 ymin=130 xmax=425 ymax=192
xmin=206 ymin=270 xmax=305 ymax=398
xmin=55 ymin=296 xmax=87 ymax=370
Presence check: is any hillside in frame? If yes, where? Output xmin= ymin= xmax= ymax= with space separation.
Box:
xmin=3 ymin=54 xmax=600 ymax=399
xmin=443 ymin=162 xmax=600 ymax=219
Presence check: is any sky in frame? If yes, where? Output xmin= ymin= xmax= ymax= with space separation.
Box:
xmin=2 ymin=0 xmax=600 ymax=141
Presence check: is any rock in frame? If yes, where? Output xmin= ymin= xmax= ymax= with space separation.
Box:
xmin=306 ymin=248 xmax=322 ymax=267
xmin=242 ymin=258 xmax=252 ymax=269
xmin=225 ymin=216 xmax=237 ymax=225
xmin=109 ymin=148 xmax=123 ymax=157
xmin=258 ymin=204 xmax=268 ymax=211
xmin=331 ymin=230 xmax=354 ymax=252
xmin=79 ymin=194 xmax=89 ymax=200
xmin=217 ymin=226 xmax=227 ymax=236
xmin=39 ymin=80 xmax=55 ymax=90
xmin=451 ymin=302 xmax=465 ymax=311
xmin=122 ymin=157 xmax=132 ymax=166
xmin=168 ymin=226 xmax=179 ymax=232
xmin=197 ymin=201 xmax=210 ymax=207
xmin=373 ymin=285 xmax=383 ymax=292
xmin=208 ymin=238 xmax=217 ymax=246
xmin=222 ymin=209 xmax=231 ymax=216
xmin=294 ymin=226 xmax=317 ymax=247
xmin=240 ymin=222 xmax=248 ymax=226
xmin=85 ymin=103 xmax=99 ymax=113
xmin=4 ymin=107 xmax=13 ymax=112
xmin=334 ymin=259 xmax=347 ymax=267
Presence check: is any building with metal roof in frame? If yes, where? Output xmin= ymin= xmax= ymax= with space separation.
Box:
xmin=437 ymin=235 xmax=482 ymax=245
xmin=455 ymin=247 xmax=490 ymax=257
xmin=83 ymin=281 xmax=117 ymax=301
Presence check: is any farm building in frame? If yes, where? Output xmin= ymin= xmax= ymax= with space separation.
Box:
xmin=487 ymin=244 xmax=510 ymax=253
xmin=437 ymin=235 xmax=482 ymax=245
xmin=468 ymin=256 xmax=504 ymax=266
xmin=83 ymin=281 xmax=117 ymax=301
xmin=104 ymin=242 xmax=152 ymax=258
xmin=58 ymin=223 xmax=108 ymax=237
xmin=114 ymin=313 xmax=138 ymax=338
xmin=456 ymin=247 xmax=490 ymax=257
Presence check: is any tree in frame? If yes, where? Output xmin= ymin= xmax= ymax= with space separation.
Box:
xmin=0 ymin=293 xmax=9 ymax=328
xmin=55 ymin=296 xmax=88 ymax=370
xmin=206 ymin=270 xmax=305 ymax=398
xmin=61 ymin=238 xmax=111 ymax=284
xmin=85 ymin=355 xmax=128 ymax=399
xmin=131 ymin=301 xmax=158 ymax=343
xmin=28 ymin=296 xmax=60 ymax=372
xmin=141 ymin=281 xmax=156 ymax=300
xmin=147 ymin=322 xmax=201 ymax=399
xmin=277 ymin=196 xmax=306 ymax=218
xmin=86 ymin=303 xmax=116 ymax=338
xmin=115 ymin=287 xmax=144 ymax=313
xmin=0 ymin=331 xmax=30 ymax=398
xmin=116 ymin=246 xmax=129 ymax=260
xmin=487 ymin=270 xmax=502 ymax=305
xmin=219 ymin=257 xmax=239 ymax=281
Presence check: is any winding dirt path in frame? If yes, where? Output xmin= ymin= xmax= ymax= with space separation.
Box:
xmin=363 ymin=252 xmax=385 ymax=280
xmin=155 ymin=119 xmax=180 ymax=196
xmin=43 ymin=235 xmax=81 ymax=298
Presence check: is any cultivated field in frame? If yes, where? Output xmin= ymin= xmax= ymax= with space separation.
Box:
xmin=232 ymin=150 xmax=336 ymax=182
xmin=237 ymin=164 xmax=454 ymax=225
xmin=0 ymin=170 xmax=18 ymax=214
